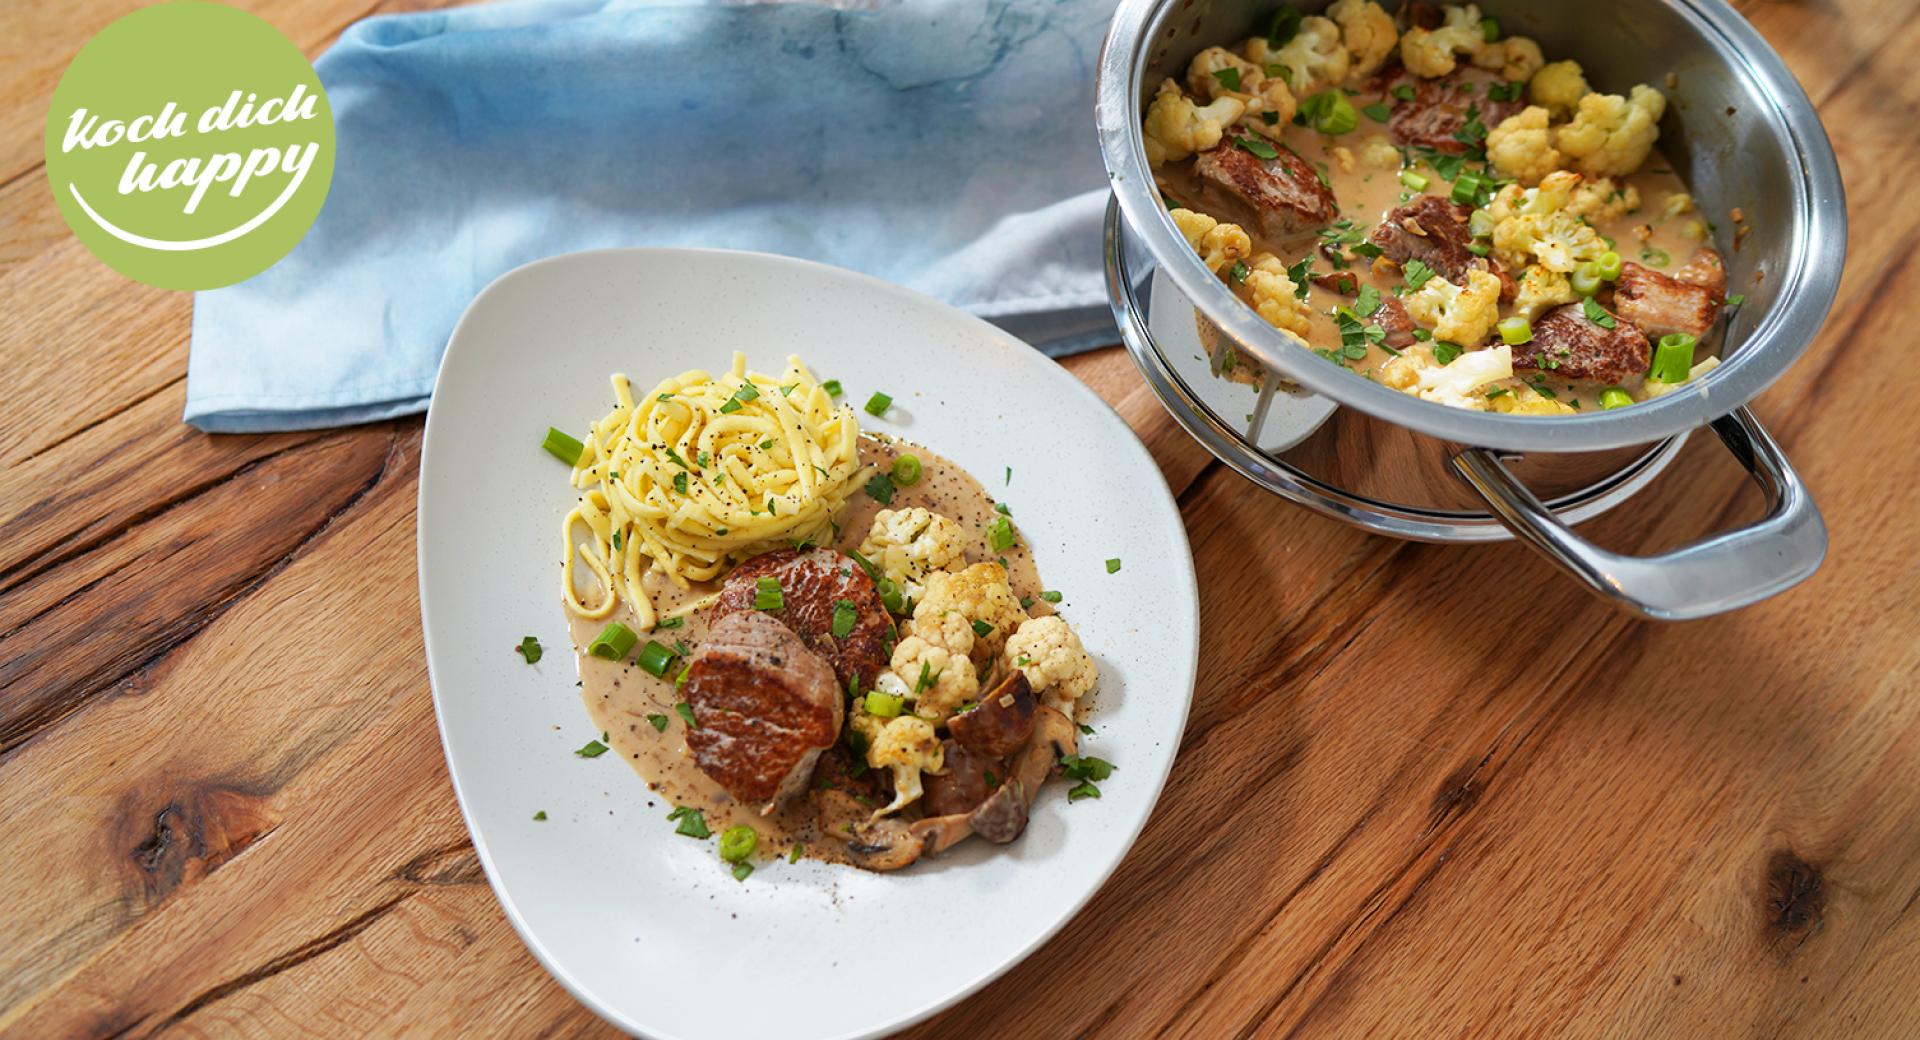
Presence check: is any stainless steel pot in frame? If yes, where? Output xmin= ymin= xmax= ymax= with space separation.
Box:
xmin=1096 ymin=0 xmax=1845 ymax=620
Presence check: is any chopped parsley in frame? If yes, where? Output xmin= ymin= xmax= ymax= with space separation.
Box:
xmin=1391 ymin=83 xmax=1417 ymax=102
xmin=647 ymin=714 xmax=670 ymax=732
xmin=1235 ymin=135 xmax=1280 ymax=160
xmin=575 ymin=739 xmax=609 ymax=758
xmin=1040 ymin=590 xmax=1064 ymax=603
xmin=533 ymin=810 xmax=547 ymax=821
xmin=1105 ymin=557 xmax=1122 ymax=574
xmin=1354 ymin=283 xmax=1382 ymax=318
xmin=1402 ymin=258 xmax=1436 ymax=292
xmin=831 ymin=599 xmax=858 ymax=638
xmin=970 ymin=619 xmax=994 ymax=638
xmin=667 ymin=805 xmax=710 ymax=839
xmin=1361 ymin=101 xmax=1392 ymax=123
xmin=1211 ymin=67 xmax=1241 ymax=92
xmin=1432 ymin=341 xmax=1464 ymax=365
xmin=675 ymin=701 xmax=697 ymax=727
xmin=864 ymin=472 xmax=896 ymax=505
xmin=1229 ymin=259 xmax=1250 ymax=283
xmin=514 ymin=636 xmax=543 ymax=664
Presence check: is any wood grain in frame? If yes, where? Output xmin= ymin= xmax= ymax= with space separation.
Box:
xmin=4 ymin=0 xmax=1918 ymax=1037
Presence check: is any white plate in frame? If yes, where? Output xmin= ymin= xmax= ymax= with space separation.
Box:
xmin=418 ymin=249 xmax=1197 ymax=1040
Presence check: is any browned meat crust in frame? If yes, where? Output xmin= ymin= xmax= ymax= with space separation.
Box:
xmin=1614 ymin=261 xmax=1723 ymax=341
xmin=1192 ymin=138 xmax=1338 ymax=243
xmin=1373 ymin=296 xmax=1420 ymax=349
xmin=1378 ymin=68 xmax=1523 ymax=155
xmin=1367 ymin=196 xmax=1511 ymax=298
xmin=1673 ymin=248 xmax=1727 ymax=294
xmin=710 ymin=547 xmax=891 ymax=690
xmin=1514 ymin=303 xmax=1652 ymax=384
xmin=684 ymin=611 xmax=843 ymax=812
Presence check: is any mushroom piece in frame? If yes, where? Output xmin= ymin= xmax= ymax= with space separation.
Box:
xmin=968 ymin=782 xmax=1029 ymax=844
xmin=949 ymin=672 xmax=1037 ymax=759
xmin=845 ymin=813 xmax=928 ymax=872
xmin=921 ymin=740 xmax=995 ymax=817
xmin=1009 ymin=706 xmax=1079 ymax=796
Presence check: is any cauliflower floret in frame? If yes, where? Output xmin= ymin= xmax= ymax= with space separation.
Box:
xmin=1488 ymin=172 xmax=1610 ymax=272
xmin=1004 ymin=615 xmax=1098 ymax=703
xmin=1473 ymin=36 xmax=1544 ymax=82
xmin=1529 ymin=60 xmax=1589 ymax=121
xmin=1512 ymin=264 xmax=1577 ymax=319
xmin=1327 ymin=0 xmax=1398 ymax=80
xmin=1554 ymin=84 xmax=1666 ymax=178
xmin=1567 ymin=177 xmax=1640 ymax=223
xmin=1413 ymin=344 xmax=1512 ymax=409
xmin=1405 ymin=268 xmax=1503 ymax=345
xmin=1485 ymin=106 xmax=1564 ymax=185
xmin=851 ymin=712 xmax=943 ymax=818
xmin=1378 ymin=349 xmax=1426 ymax=390
xmin=858 ymin=507 xmax=965 ymax=600
xmin=1399 ymin=3 xmax=1483 ymax=79
xmin=1242 ymin=253 xmax=1314 ymax=339
xmin=1330 ymin=145 xmax=1356 ymax=172
xmin=1187 ymin=45 xmax=1296 ymax=139
xmin=1661 ymin=191 xmax=1695 ymax=219
xmin=1170 ymin=208 xmax=1253 ymax=275
xmin=912 ymin=562 xmax=1026 ymax=667
xmin=1269 ymin=16 xmax=1350 ymax=96
xmin=1142 ymin=78 xmax=1245 ymax=166
xmin=1359 ymin=134 xmax=1401 ymax=170
xmin=882 ymin=636 xmax=978 ymax=722
xmin=1490 ymin=385 xmax=1577 ymax=414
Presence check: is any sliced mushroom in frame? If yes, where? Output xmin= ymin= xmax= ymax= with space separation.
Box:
xmin=922 ymin=740 xmax=994 ymax=817
xmin=845 ymin=814 xmax=927 ymax=872
xmin=968 ymin=781 xmax=1029 ymax=844
xmin=1010 ymin=706 xmax=1078 ymax=797
xmin=949 ymin=672 xmax=1037 ymax=758
xmin=910 ymin=812 xmax=976 ymax=857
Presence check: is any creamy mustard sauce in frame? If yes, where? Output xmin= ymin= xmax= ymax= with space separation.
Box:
xmin=569 ymin=434 xmax=1050 ymax=865
xmin=1159 ymin=86 xmax=1714 ymax=412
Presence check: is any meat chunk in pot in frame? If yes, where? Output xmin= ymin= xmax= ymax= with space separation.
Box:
xmin=1613 ymin=260 xmax=1723 ymax=341
xmin=1380 ymin=68 xmax=1525 ymax=155
xmin=1367 ymin=196 xmax=1510 ymax=297
xmin=1373 ymin=296 xmax=1420 ymax=350
xmin=1513 ymin=302 xmax=1652 ymax=385
xmin=683 ymin=611 xmax=844 ymax=813
xmin=1673 ymin=247 xmax=1727 ymax=295
xmin=710 ymin=547 xmax=890 ymax=690
xmin=1192 ymin=139 xmax=1338 ymax=243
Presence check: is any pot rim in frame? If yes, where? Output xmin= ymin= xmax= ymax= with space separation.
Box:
xmin=1095 ymin=0 xmax=1846 ymax=454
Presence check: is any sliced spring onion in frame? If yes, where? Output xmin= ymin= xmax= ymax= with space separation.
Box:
xmin=542 ymin=427 xmax=584 ymax=466
xmin=1597 ymin=250 xmax=1623 ymax=280
xmin=1570 ymin=262 xmax=1604 ymax=297
xmin=753 ymin=576 xmax=785 ymax=611
xmin=637 ymin=640 xmax=677 ymax=678
xmin=1582 ymin=296 xmax=1618 ymax=328
xmin=1302 ymin=91 xmax=1359 ymax=135
xmin=987 ymin=516 xmax=1017 ymax=552
xmin=876 ymin=578 xmax=906 ymax=615
xmin=731 ymin=862 xmax=753 ymax=882
xmin=718 ymin=825 xmax=758 ymax=863
xmin=831 ymin=599 xmax=858 ymax=638
xmin=533 ymin=810 xmax=547 ymax=821
xmin=1650 ymin=333 xmax=1697 ymax=382
xmin=1497 ymin=316 xmax=1533 ymax=346
xmin=1599 ymin=387 xmax=1635 ymax=409
xmin=1067 ymin=780 xmax=1101 ymax=802
xmin=1263 ymin=5 xmax=1301 ymax=45
xmin=890 ymin=454 xmax=923 ymax=486
xmin=1449 ymin=171 xmax=1488 ymax=206
xmin=1040 ymin=590 xmax=1063 ymax=603
xmin=588 ymin=622 xmax=638 ymax=661
xmin=866 ymin=690 xmax=905 ymax=718
xmin=1640 ymin=246 xmax=1672 ymax=268
xmin=1105 ymin=557 xmax=1122 ymax=574
xmin=788 ymin=844 xmax=805 ymax=864
xmin=1468 ymin=209 xmax=1495 ymax=238
xmin=822 ymin=379 xmax=843 ymax=397
xmin=1479 ymin=15 xmax=1500 ymax=41
xmin=1399 ymin=170 xmax=1429 ymax=192
xmin=863 ymin=391 xmax=892 ymax=417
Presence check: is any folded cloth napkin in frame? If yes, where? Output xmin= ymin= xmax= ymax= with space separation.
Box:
xmin=185 ymin=0 xmax=1121 ymax=432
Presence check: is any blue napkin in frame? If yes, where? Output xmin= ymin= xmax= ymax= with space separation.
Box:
xmin=185 ymin=0 xmax=1119 ymax=432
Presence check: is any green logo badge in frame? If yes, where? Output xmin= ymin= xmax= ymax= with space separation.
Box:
xmin=44 ymin=1 xmax=335 ymax=291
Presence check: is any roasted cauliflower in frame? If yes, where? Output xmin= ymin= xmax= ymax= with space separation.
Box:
xmin=1415 ymin=344 xmax=1513 ymax=410
xmin=1490 ymin=384 xmax=1577 ymax=414
xmin=1264 ymin=16 xmax=1350 ymax=96
xmin=1187 ymin=45 xmax=1296 ymax=135
xmin=1474 ymin=36 xmax=1544 ymax=83
xmin=1512 ymin=264 xmax=1576 ymax=320
xmin=1359 ymin=134 xmax=1401 ymax=170
xmin=1399 ymin=3 xmax=1484 ymax=78
xmin=879 ymin=636 xmax=978 ymax=722
xmin=1489 ymin=172 xmax=1610 ymax=272
xmin=1142 ymin=78 xmax=1245 ymax=166
xmin=1005 ymin=615 xmax=1099 ymax=703
xmin=1171 ymin=208 xmax=1253 ymax=275
xmin=1327 ymin=0 xmax=1398 ymax=81
xmin=1485 ymin=106 xmax=1564 ymax=185
xmin=1567 ymin=177 xmax=1640 ymax=223
xmin=858 ymin=507 xmax=965 ymax=601
xmin=1554 ymin=84 xmax=1666 ymax=177
xmin=913 ymin=562 xmax=1027 ymax=667
xmin=1405 ymin=268 xmax=1503 ymax=345
xmin=1529 ymin=60 xmax=1589 ymax=120
xmin=851 ymin=711 xmax=944 ymax=818
xmin=1243 ymin=253 xmax=1315 ymax=339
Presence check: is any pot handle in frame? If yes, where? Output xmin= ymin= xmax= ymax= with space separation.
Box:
xmin=1452 ymin=406 xmax=1825 ymax=621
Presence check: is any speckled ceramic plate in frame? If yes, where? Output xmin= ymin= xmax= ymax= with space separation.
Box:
xmin=418 ymin=248 xmax=1197 ymax=1040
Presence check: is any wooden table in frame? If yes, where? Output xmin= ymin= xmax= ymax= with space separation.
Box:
xmin=5 ymin=0 xmax=1918 ymax=1035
